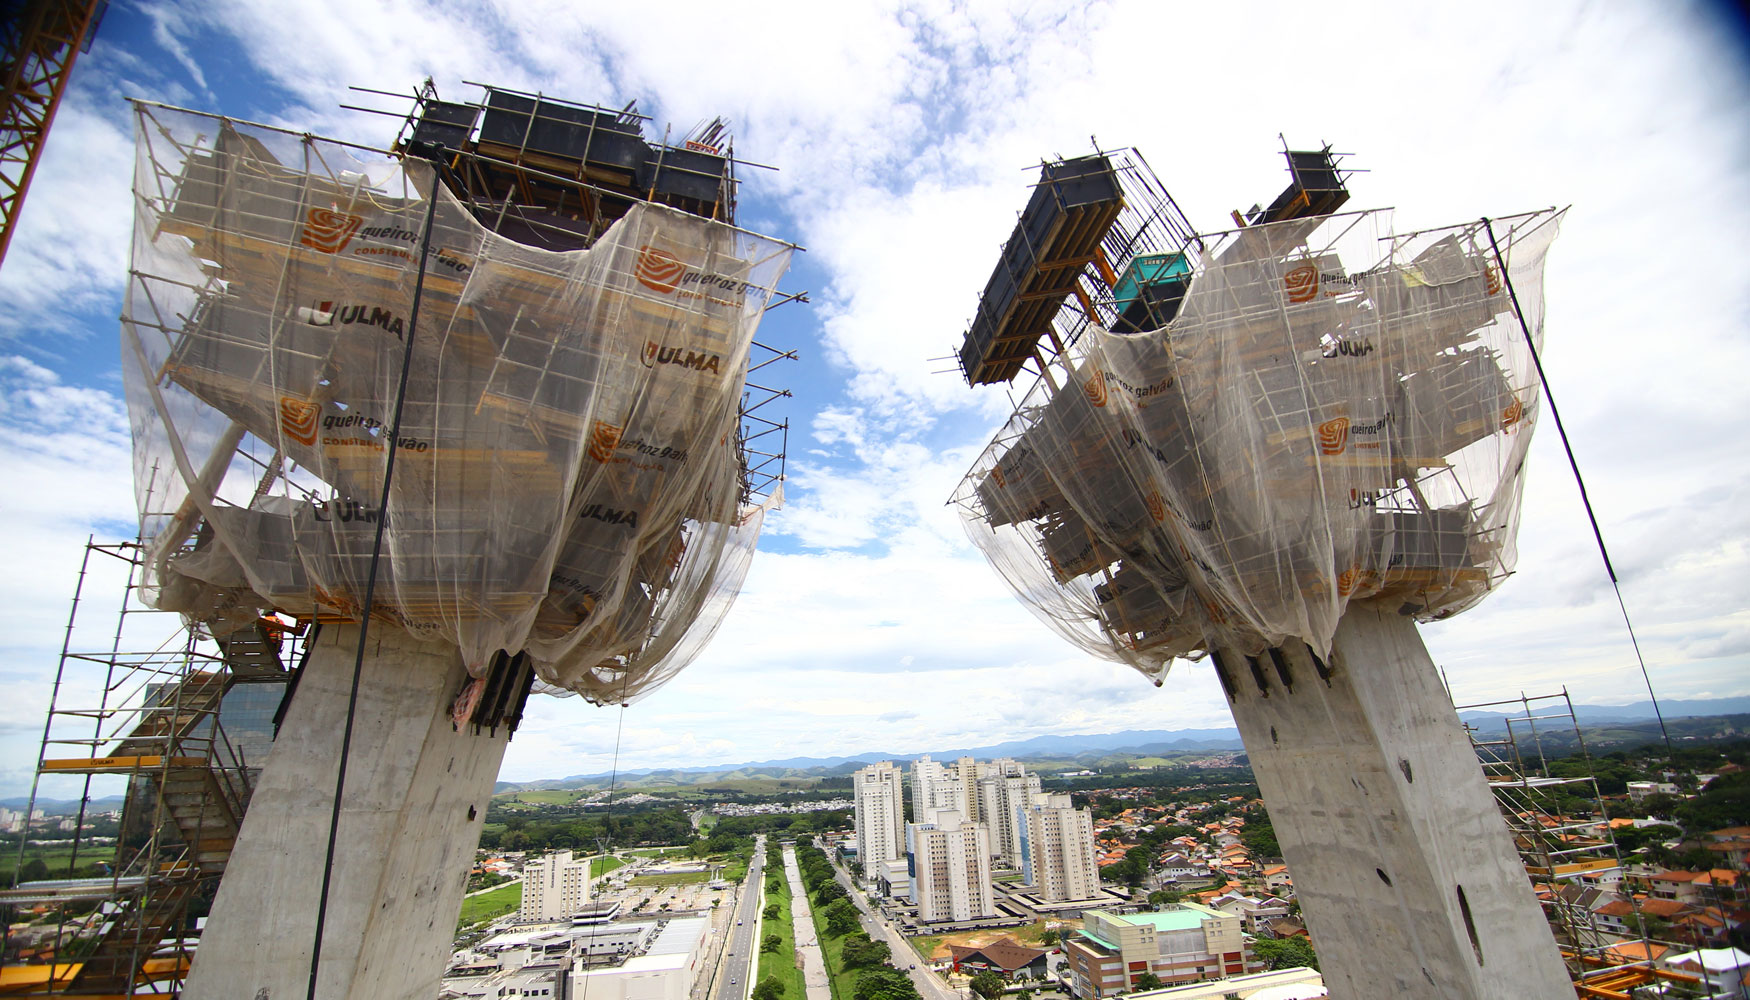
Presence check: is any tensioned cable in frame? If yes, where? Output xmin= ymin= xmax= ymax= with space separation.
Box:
xmin=305 ymin=161 xmax=444 ymax=1000
xmin=600 ymin=674 xmax=631 ymax=851
xmin=577 ymin=681 xmax=631 ymax=1000
xmin=1482 ymin=217 xmax=1673 ymax=757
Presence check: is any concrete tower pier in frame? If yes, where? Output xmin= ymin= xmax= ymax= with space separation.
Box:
xmin=1214 ymin=603 xmax=1573 ymax=999
xmin=184 ymin=625 xmax=509 ymax=1000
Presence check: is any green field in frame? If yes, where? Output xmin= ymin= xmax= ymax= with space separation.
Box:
xmin=719 ymin=850 xmax=749 ymax=884
xmin=9 ymin=842 xmax=115 ymax=877
xmin=593 ymin=855 xmax=625 ymax=877
xmin=458 ymin=880 xmax=521 ymax=929
xmin=629 ymin=870 xmax=712 ymax=886
xmin=629 ymin=846 xmax=692 ymax=857
xmin=756 ymin=871 xmax=806 ymax=1000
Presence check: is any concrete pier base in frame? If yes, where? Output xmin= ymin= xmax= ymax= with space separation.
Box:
xmin=1214 ymin=603 xmax=1572 ymax=999
xmin=184 ymin=625 xmax=508 ymax=1000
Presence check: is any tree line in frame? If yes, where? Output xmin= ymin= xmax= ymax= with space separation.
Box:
xmin=479 ymin=807 xmax=695 ymax=852
xmin=751 ymin=838 xmax=922 ymax=1000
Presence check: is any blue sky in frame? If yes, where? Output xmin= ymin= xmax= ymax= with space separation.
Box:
xmin=2 ymin=1 xmax=1748 ymax=796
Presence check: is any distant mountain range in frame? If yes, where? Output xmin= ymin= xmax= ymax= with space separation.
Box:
xmin=9 ymin=698 xmax=1741 ymax=808
xmin=492 ymin=696 xmax=1749 ymax=793
xmin=494 ymin=728 xmax=1249 ymax=793
xmin=1456 ymin=696 xmax=1750 ymax=732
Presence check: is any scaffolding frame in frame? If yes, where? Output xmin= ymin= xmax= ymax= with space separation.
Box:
xmin=4 ymin=536 xmax=305 ymax=997
xmin=387 ymin=81 xmax=799 ymax=507
xmin=1455 ymin=689 xmax=1714 ymax=997
xmin=132 ymin=91 xmax=796 ymax=523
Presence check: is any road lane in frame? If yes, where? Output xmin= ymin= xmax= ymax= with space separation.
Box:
xmin=826 ymin=851 xmax=961 ymax=1000
xmin=705 ymin=835 xmax=766 ymax=1000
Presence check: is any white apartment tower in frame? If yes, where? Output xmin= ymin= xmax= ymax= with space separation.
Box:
xmin=1021 ymin=793 xmax=1100 ymax=902
xmin=911 ymin=756 xmax=961 ymax=819
xmin=978 ymin=763 xmax=1041 ymax=865
xmin=853 ymin=761 xmax=906 ymax=880
xmin=520 ymin=849 xmax=593 ymax=921
xmin=909 ymin=809 xmax=995 ymax=924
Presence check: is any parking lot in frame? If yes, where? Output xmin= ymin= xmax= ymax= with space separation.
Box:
xmin=596 ymin=860 xmax=734 ymax=915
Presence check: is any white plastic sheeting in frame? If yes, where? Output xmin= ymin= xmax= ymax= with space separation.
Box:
xmin=121 ymin=104 xmax=792 ymax=703
xmin=953 ymin=208 xmax=1563 ymax=681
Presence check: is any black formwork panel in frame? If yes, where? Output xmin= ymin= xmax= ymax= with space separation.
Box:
xmin=637 ymin=146 xmax=729 ymax=204
xmin=410 ymin=101 xmax=479 ymax=152
xmin=478 ymin=91 xmax=650 ymax=179
xmin=1258 ymin=148 xmax=1350 ymax=225
xmin=960 ymin=155 xmax=1123 ymax=385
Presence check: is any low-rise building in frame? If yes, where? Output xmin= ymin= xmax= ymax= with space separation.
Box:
xmin=1661 ymin=947 xmax=1750 ymax=999
xmin=1064 ymin=905 xmax=1261 ymax=997
xmin=1627 ymin=781 xmax=1679 ymax=802
xmin=1125 ymin=965 xmax=1324 ymax=999
xmin=559 ymin=916 xmax=708 ymax=1000
xmin=947 ymin=937 xmax=1048 ymax=980
xmin=463 ymin=920 xmax=658 ymax=973
xmin=879 ymin=857 xmax=913 ymax=901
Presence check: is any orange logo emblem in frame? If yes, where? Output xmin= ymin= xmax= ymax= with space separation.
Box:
xmin=1484 ymin=265 xmax=1502 ymax=296
xmin=588 ymin=421 xmax=623 ymax=463
xmin=1337 ymin=566 xmax=1359 ymax=597
xmin=1502 ymin=396 xmax=1524 ymax=431
xmin=1285 ymin=263 xmax=1319 ymax=304
xmin=298 ymin=208 xmax=362 ymax=253
xmin=1084 ymin=371 xmax=1108 ymax=407
xmin=635 ymin=245 xmax=685 ymax=293
xmin=1145 ymin=490 xmax=1165 ymax=523
xmin=990 ymin=466 xmax=1007 ymax=488
xmin=278 ymin=396 xmax=319 ymax=446
xmin=1316 ymin=416 xmax=1350 ymax=456
xmin=1204 ymin=599 xmax=1228 ymax=625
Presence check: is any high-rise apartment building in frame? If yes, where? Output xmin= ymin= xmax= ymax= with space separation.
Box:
xmin=1020 ymin=793 xmax=1100 ymax=902
xmin=911 ymin=755 xmax=961 ymax=819
xmin=853 ymin=761 xmax=906 ymax=880
xmin=520 ymin=850 xmax=593 ymax=921
xmin=949 ymin=756 xmax=986 ymax=823
xmin=977 ymin=764 xmax=1040 ymax=865
xmin=908 ymin=809 xmax=995 ymax=924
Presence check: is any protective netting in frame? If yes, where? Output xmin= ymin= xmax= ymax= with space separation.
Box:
xmin=121 ymin=104 xmax=792 ymax=703
xmin=953 ymin=208 xmax=1563 ymax=682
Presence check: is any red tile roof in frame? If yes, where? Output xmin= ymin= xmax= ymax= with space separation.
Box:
xmin=948 ymin=938 xmax=1047 ymax=973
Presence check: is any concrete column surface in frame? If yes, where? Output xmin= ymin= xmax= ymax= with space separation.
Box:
xmin=184 ymin=624 xmax=509 ymax=1000
xmin=1217 ymin=602 xmax=1573 ymax=999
